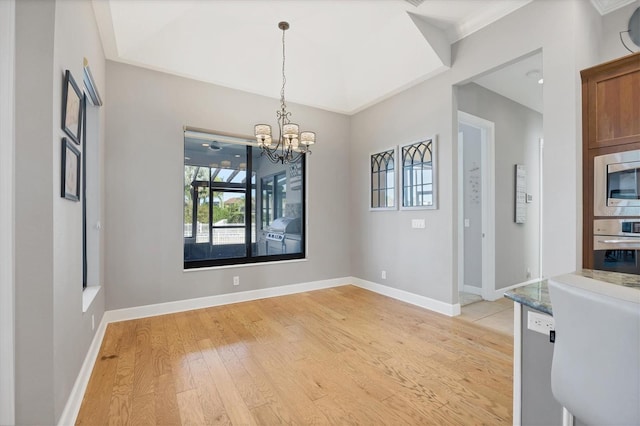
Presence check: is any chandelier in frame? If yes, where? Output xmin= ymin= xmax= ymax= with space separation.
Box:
xmin=254 ymin=21 xmax=315 ymax=164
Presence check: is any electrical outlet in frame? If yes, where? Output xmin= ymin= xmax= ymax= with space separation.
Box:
xmin=381 ymin=270 xmax=387 ymax=280
xmin=233 ymin=276 xmax=240 ymax=286
xmin=526 ymin=267 xmax=531 ymax=279
xmin=91 ymin=314 xmax=95 ymax=331
xmin=527 ymin=311 xmax=554 ymax=336
xmin=411 ymin=219 xmax=425 ymax=229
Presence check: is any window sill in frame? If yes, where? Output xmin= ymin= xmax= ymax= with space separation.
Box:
xmin=82 ymin=286 xmax=101 ymax=313
xmin=184 ymin=257 xmax=307 ymax=272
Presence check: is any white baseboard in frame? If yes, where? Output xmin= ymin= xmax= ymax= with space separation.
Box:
xmin=103 ymin=277 xmax=349 ymax=323
xmin=59 ymin=276 xmax=462 ymax=424
xmin=351 ymin=278 xmax=461 ymax=317
xmin=490 ymin=277 xmax=543 ymax=301
xmin=58 ymin=276 xmax=351 ymax=426
xmin=57 ymin=315 xmax=109 ymax=426
xmin=462 ymin=284 xmax=483 ymax=296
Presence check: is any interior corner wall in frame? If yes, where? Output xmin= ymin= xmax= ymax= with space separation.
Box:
xmin=14 ymin=1 xmax=56 ymax=423
xmin=600 ymin=2 xmax=639 ymax=63
xmin=103 ymin=61 xmax=351 ymax=310
xmin=14 ymin=0 xmax=107 ymax=423
xmin=349 ymin=0 xmax=600 ymax=305
xmin=458 ymin=83 xmax=543 ymax=290
xmin=52 ymin=0 xmax=106 ymax=420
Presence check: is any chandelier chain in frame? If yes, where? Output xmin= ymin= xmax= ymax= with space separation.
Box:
xmin=280 ymin=25 xmax=287 ymax=113
xmin=254 ymin=21 xmax=315 ymax=165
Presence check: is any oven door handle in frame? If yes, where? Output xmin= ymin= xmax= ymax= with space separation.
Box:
xmin=598 ymin=239 xmax=640 ymax=244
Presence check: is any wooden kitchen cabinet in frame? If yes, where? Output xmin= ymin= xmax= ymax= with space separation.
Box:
xmin=582 ymin=52 xmax=640 ymax=150
xmin=582 ymin=52 xmax=640 ymax=269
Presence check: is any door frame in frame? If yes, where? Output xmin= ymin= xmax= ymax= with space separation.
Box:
xmin=0 ymin=0 xmax=16 ymax=423
xmin=457 ymin=111 xmax=496 ymax=301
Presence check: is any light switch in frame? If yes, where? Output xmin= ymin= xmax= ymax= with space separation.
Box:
xmin=411 ymin=219 xmax=425 ymax=229
xmin=464 ymin=219 xmax=470 ymax=228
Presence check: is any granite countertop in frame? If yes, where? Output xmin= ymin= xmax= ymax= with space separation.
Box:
xmin=504 ymin=269 xmax=640 ymax=316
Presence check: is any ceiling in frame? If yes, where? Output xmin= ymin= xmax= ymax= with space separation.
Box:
xmin=92 ymin=0 xmax=634 ymax=115
xmin=473 ymin=52 xmax=543 ymax=113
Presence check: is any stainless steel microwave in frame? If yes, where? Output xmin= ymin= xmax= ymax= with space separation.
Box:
xmin=594 ymin=150 xmax=640 ymax=217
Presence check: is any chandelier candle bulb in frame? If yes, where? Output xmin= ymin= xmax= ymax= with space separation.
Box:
xmin=283 ymin=123 xmax=299 ymax=138
xmin=300 ymin=131 xmax=315 ymax=145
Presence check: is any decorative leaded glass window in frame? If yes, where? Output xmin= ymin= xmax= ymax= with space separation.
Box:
xmin=370 ymin=148 xmax=396 ymax=210
xmin=401 ymin=137 xmax=437 ymax=209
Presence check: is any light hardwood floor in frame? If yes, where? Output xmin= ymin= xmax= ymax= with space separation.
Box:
xmin=76 ymin=285 xmax=513 ymax=425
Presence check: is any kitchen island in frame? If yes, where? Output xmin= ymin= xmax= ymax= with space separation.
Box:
xmin=504 ymin=269 xmax=640 ymax=425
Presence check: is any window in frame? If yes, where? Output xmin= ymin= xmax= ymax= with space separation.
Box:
xmin=370 ymin=148 xmax=396 ymax=210
xmin=261 ymin=172 xmax=286 ymax=228
xmin=401 ymin=137 xmax=437 ymax=209
xmin=184 ymin=129 xmax=305 ymax=268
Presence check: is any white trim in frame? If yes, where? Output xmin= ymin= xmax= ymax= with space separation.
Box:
xmin=59 ymin=277 xmax=351 ymax=425
xmin=462 ymin=285 xmax=483 ymax=296
xmin=447 ymin=1 xmax=534 ymax=42
xmin=457 ymin=131 xmax=465 ymax=298
xmin=59 ymin=276 xmax=464 ymax=424
xmin=0 ymin=0 xmax=15 ymax=424
xmin=104 ymin=277 xmax=350 ymax=323
xmin=82 ymin=286 xmax=101 ymax=313
xmin=539 ymin=138 xmax=544 ymax=279
xmin=561 ymin=407 xmax=575 ymax=426
xmin=351 ymin=278 xmax=461 ymax=317
xmin=490 ymin=278 xmax=543 ymax=301
xmin=57 ymin=314 xmax=108 ymax=426
xmin=458 ymin=111 xmax=496 ymax=302
xmin=590 ymin=0 xmax=637 ymax=15
xmin=513 ymin=301 xmax=522 ymax=426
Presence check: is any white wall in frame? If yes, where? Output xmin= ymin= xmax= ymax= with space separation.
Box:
xmin=350 ymin=0 xmax=601 ymax=305
xmin=14 ymin=0 xmax=106 ymax=423
xmin=52 ymin=0 xmax=106 ymax=418
xmin=104 ymin=61 xmax=351 ymax=310
xmin=458 ymin=83 xmax=543 ymax=289
xmin=601 ymin=2 xmax=640 ymax=62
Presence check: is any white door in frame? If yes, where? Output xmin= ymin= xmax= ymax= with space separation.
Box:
xmin=0 ymin=0 xmax=16 ymax=423
xmin=458 ymin=111 xmax=495 ymax=301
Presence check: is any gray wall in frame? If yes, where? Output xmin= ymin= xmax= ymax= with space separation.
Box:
xmin=104 ymin=61 xmax=351 ymax=310
xmin=14 ymin=0 xmax=106 ymax=423
xmin=458 ymin=83 xmax=542 ymax=290
xmin=461 ymin=123 xmax=482 ymax=289
xmin=601 ymin=2 xmax=640 ymax=63
xmin=349 ymin=0 xmax=601 ymax=304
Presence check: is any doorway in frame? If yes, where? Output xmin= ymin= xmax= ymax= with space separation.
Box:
xmin=456 ymin=51 xmax=544 ymax=305
xmin=458 ymin=112 xmax=495 ymax=303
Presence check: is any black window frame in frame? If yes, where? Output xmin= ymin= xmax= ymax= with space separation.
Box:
xmin=184 ymin=142 xmax=306 ymax=269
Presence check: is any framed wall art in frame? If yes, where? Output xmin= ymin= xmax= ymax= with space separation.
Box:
xmin=61 ymin=137 xmax=81 ymax=201
xmin=400 ymin=136 xmax=437 ymax=210
xmin=370 ymin=147 xmax=397 ymax=210
xmin=61 ymin=70 xmax=83 ymax=145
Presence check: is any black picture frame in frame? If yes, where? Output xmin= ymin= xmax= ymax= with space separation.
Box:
xmin=61 ymin=137 xmax=81 ymax=201
xmin=62 ymin=70 xmax=82 ymax=145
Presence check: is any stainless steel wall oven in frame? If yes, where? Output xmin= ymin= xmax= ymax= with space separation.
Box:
xmin=593 ymin=219 xmax=640 ymax=275
xmin=594 ymin=150 xmax=640 ymax=217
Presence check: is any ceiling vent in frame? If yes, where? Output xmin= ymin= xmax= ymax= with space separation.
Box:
xmin=405 ymin=0 xmax=426 ymax=7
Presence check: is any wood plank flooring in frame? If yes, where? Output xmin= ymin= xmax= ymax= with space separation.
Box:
xmin=76 ymin=285 xmax=513 ymax=425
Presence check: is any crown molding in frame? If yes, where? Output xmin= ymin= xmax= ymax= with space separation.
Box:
xmin=590 ymin=0 xmax=638 ymax=15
